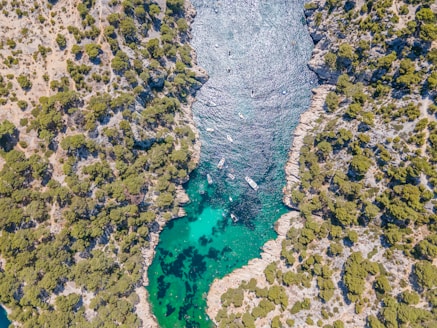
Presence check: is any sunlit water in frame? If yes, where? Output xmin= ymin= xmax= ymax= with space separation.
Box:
xmin=148 ymin=0 xmax=315 ymax=327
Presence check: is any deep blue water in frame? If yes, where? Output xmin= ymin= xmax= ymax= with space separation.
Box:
xmin=0 ymin=307 xmax=9 ymax=328
xmin=147 ymin=0 xmax=316 ymax=327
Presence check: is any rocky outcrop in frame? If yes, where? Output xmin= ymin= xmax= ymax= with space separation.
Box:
xmin=206 ymin=212 xmax=299 ymax=322
xmin=307 ymin=41 xmax=340 ymax=84
xmin=148 ymin=69 xmax=167 ymax=89
xmin=283 ymin=84 xmax=334 ymax=208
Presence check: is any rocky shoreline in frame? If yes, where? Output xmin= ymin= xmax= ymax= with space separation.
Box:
xmin=205 ymin=82 xmax=331 ymax=322
xmin=136 ymin=100 xmax=203 ymax=327
xmin=283 ymin=84 xmax=334 ymax=208
xmin=135 ymin=1 xmax=207 ymax=326
xmin=205 ymin=4 xmax=333 ymax=324
xmin=206 ymin=211 xmax=299 ymax=322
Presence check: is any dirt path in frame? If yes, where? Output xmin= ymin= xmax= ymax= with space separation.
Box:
xmin=96 ymin=0 xmax=105 ymax=44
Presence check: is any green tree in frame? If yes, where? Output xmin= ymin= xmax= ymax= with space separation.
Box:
xmin=0 ymin=120 xmax=16 ymax=137
xmin=84 ymin=43 xmax=101 ymax=60
xmin=420 ymin=23 xmax=437 ymax=41
xmin=334 ymin=200 xmax=358 ymax=226
xmin=111 ymin=51 xmax=130 ymax=72
xmin=325 ymin=52 xmax=337 ymax=70
xmin=350 ymin=155 xmax=372 ymax=176
xmin=325 ymin=91 xmax=339 ymax=112
xmin=414 ymin=261 xmax=437 ymax=289
xmin=120 ymin=17 xmax=136 ymax=41
xmin=338 ymin=44 xmax=354 ymax=60
xmin=56 ymin=34 xmax=67 ymax=48
xmin=149 ymin=4 xmax=161 ymax=17
xmin=167 ymin=0 xmax=185 ymax=14
xmin=416 ymin=8 xmax=435 ymax=24
xmin=17 ymin=75 xmax=32 ymax=90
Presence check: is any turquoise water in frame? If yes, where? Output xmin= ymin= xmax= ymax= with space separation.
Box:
xmin=147 ymin=0 xmax=315 ymax=327
xmin=0 ymin=307 xmax=9 ymax=328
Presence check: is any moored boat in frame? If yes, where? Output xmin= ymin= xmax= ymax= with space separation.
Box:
xmin=207 ymin=174 xmax=213 ymax=185
xmin=245 ymin=176 xmax=259 ymax=191
xmin=217 ymin=157 xmax=225 ymax=169
xmin=226 ymin=134 xmax=233 ymax=143
xmin=230 ymin=213 xmax=238 ymax=222
xmin=227 ymin=173 xmax=235 ymax=180
xmin=206 ymin=128 xmax=215 ymax=132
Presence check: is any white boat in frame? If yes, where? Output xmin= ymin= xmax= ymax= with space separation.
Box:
xmin=207 ymin=174 xmax=213 ymax=185
xmin=217 ymin=157 xmax=225 ymax=169
xmin=206 ymin=128 xmax=215 ymax=132
xmin=230 ymin=213 xmax=238 ymax=222
xmin=238 ymin=112 xmax=244 ymax=119
xmin=229 ymin=196 xmax=233 ymax=202
xmin=245 ymin=176 xmax=259 ymax=191
xmin=227 ymin=173 xmax=235 ymax=180
xmin=226 ymin=134 xmax=233 ymax=143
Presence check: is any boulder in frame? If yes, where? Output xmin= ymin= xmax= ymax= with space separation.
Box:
xmin=149 ymin=69 xmax=167 ymax=89
xmin=308 ymin=49 xmax=339 ymax=83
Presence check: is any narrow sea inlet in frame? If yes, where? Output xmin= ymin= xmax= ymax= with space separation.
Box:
xmin=147 ymin=0 xmax=315 ymax=327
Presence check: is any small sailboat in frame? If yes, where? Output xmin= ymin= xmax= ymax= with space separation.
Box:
xmin=206 ymin=128 xmax=215 ymax=132
xmin=226 ymin=134 xmax=233 ymax=143
xmin=245 ymin=176 xmax=259 ymax=191
xmin=227 ymin=173 xmax=235 ymax=180
xmin=217 ymin=157 xmax=225 ymax=169
xmin=230 ymin=213 xmax=238 ymax=222
xmin=238 ymin=112 xmax=244 ymax=119
xmin=229 ymin=196 xmax=233 ymax=202
xmin=207 ymin=174 xmax=213 ymax=185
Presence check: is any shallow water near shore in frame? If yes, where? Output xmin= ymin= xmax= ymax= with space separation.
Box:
xmin=148 ymin=0 xmax=315 ymax=327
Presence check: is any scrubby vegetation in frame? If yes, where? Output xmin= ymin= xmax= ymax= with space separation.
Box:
xmin=0 ymin=0 xmax=204 ymax=326
xmin=211 ymin=0 xmax=437 ymax=327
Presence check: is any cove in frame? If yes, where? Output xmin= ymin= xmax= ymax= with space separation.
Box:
xmin=147 ymin=0 xmax=315 ymax=327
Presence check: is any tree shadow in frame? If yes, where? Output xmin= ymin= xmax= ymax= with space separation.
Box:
xmin=337 ymin=271 xmax=352 ymax=306
xmin=408 ymin=264 xmax=424 ymax=294
xmin=0 ymin=127 xmax=19 ymax=151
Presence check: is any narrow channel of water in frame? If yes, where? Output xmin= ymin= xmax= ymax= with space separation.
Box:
xmin=148 ymin=0 xmax=315 ymax=327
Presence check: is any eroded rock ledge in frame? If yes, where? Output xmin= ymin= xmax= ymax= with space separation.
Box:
xmin=283 ymin=85 xmax=334 ymax=207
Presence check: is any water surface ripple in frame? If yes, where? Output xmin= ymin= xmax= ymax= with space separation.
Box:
xmin=148 ymin=1 xmax=316 ymax=327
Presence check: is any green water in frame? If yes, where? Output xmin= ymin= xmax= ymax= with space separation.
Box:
xmin=147 ymin=0 xmax=315 ymax=327
xmin=149 ymin=169 xmax=287 ymax=327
